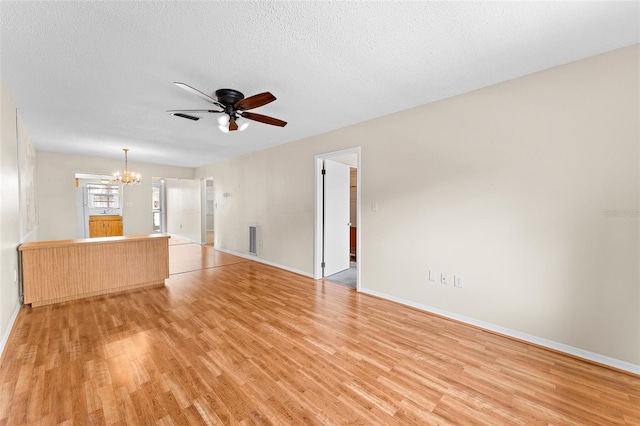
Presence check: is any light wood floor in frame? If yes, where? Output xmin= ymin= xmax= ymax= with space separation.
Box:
xmin=1 ymin=243 xmax=638 ymax=424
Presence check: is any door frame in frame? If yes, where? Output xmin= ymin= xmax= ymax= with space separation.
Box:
xmin=314 ymin=147 xmax=361 ymax=291
xmin=152 ymin=180 xmax=166 ymax=234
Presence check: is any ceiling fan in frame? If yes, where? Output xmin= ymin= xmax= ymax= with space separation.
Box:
xmin=168 ymin=82 xmax=287 ymax=133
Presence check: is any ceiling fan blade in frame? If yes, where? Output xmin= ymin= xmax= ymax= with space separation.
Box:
xmin=169 ymin=112 xmax=200 ymax=121
xmin=167 ymin=109 xmax=223 ymax=114
xmin=235 ymin=92 xmax=276 ymax=111
xmin=229 ymin=116 xmax=239 ymax=131
xmin=173 ymin=82 xmax=225 ymax=108
xmin=240 ymin=112 xmax=287 ymax=127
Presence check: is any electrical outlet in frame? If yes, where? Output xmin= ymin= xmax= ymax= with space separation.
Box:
xmin=428 ymin=270 xmax=436 ymax=281
xmin=441 ymin=273 xmax=448 ymax=285
xmin=454 ymin=274 xmax=464 ymax=288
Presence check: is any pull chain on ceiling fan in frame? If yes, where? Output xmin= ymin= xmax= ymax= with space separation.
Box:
xmin=168 ymin=82 xmax=287 ymax=133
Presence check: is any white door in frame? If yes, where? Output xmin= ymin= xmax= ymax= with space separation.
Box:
xmin=323 ymin=159 xmax=351 ymax=276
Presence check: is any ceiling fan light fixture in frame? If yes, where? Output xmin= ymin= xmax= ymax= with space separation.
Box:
xmin=216 ymin=115 xmax=249 ymax=133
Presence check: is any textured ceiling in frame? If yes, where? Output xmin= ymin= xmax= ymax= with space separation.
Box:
xmin=1 ymin=1 xmax=638 ymax=167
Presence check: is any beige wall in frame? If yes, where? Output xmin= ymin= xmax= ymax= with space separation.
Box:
xmin=165 ymin=177 xmax=202 ymax=242
xmin=0 ymin=81 xmax=21 ymax=355
xmin=198 ymin=143 xmax=316 ymax=271
xmin=197 ymin=45 xmax=640 ymax=367
xmin=37 ymin=152 xmax=195 ymax=241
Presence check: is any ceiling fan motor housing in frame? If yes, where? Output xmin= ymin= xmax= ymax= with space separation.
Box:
xmin=215 ymin=89 xmax=244 ymax=114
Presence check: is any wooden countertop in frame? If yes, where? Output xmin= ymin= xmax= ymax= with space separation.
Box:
xmin=19 ymin=233 xmax=170 ymax=251
xmin=89 ymin=215 xmax=122 ymax=220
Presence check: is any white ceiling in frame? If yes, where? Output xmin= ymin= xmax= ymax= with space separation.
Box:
xmin=1 ymin=1 xmax=638 ymax=168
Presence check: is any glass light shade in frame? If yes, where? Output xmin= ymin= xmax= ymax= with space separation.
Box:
xmin=218 ymin=115 xmax=249 ymax=133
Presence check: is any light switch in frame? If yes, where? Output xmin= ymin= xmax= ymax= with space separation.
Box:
xmin=441 ymin=273 xmax=448 ymax=285
xmin=454 ymin=275 xmax=464 ymax=288
xmin=428 ymin=270 xmax=436 ymax=281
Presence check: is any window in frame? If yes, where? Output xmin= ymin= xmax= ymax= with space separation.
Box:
xmin=86 ymin=183 xmax=120 ymax=209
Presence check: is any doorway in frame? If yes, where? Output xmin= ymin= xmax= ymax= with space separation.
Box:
xmin=201 ymin=177 xmax=214 ymax=246
xmin=152 ymin=179 xmax=166 ymax=234
xmin=75 ymin=173 xmax=121 ymax=238
xmin=314 ymin=148 xmax=361 ymax=290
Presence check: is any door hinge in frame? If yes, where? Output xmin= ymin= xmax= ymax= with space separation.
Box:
xmin=321 ymin=169 xmax=326 ymax=175
xmin=321 ymin=262 xmax=325 ymax=268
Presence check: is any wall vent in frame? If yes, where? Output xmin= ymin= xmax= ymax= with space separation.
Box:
xmin=249 ymin=225 xmax=257 ymax=255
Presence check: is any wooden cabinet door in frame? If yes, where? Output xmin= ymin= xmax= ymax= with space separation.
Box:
xmin=89 ymin=220 xmax=104 ymax=238
xmin=89 ymin=216 xmax=123 ymax=237
xmin=107 ymin=218 xmax=123 ymax=236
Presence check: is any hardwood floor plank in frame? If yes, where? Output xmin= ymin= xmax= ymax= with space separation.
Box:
xmin=1 ymin=243 xmax=638 ymax=424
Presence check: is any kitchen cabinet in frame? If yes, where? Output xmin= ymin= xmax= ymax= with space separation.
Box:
xmin=89 ymin=215 xmax=123 ymax=237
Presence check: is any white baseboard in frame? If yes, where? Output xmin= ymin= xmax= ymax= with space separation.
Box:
xmin=360 ymin=288 xmax=640 ymax=375
xmin=170 ymin=239 xmax=640 ymax=375
xmin=213 ymin=247 xmax=314 ymax=279
xmin=0 ymin=303 xmax=21 ymax=359
xmin=166 ymin=233 xmax=201 ymax=245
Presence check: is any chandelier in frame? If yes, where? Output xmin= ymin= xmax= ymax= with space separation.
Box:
xmin=113 ymin=148 xmax=141 ymax=185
